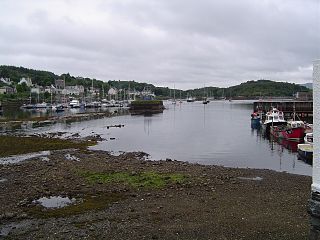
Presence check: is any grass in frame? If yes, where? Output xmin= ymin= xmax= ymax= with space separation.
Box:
xmin=27 ymin=194 xmax=123 ymax=218
xmin=0 ymin=136 xmax=95 ymax=157
xmin=83 ymin=171 xmax=186 ymax=189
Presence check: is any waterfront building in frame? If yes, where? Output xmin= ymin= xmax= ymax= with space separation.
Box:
xmin=55 ymin=79 xmax=65 ymax=89
xmin=62 ymin=85 xmax=85 ymax=96
xmin=0 ymin=86 xmax=16 ymax=94
xmin=295 ymin=91 xmax=313 ymax=101
xmin=44 ymin=85 xmax=56 ymax=94
xmin=108 ymin=87 xmax=118 ymax=100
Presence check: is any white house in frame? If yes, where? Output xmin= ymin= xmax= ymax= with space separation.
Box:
xmin=18 ymin=77 xmax=33 ymax=87
xmin=44 ymin=85 xmax=56 ymax=94
xmin=30 ymin=85 xmax=43 ymax=94
xmin=0 ymin=78 xmax=12 ymax=85
xmin=108 ymin=87 xmax=118 ymax=96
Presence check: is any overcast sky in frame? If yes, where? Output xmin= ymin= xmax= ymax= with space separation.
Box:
xmin=0 ymin=0 xmax=319 ymax=89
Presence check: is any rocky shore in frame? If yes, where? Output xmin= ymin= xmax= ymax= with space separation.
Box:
xmin=0 ymin=148 xmax=312 ymax=239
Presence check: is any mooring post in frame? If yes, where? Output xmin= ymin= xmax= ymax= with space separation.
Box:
xmin=310 ymin=60 xmax=320 ymax=239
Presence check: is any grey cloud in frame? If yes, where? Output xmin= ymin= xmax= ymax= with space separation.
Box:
xmin=0 ymin=0 xmax=318 ymax=89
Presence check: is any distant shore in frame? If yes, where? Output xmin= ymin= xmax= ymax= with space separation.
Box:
xmin=0 ymin=142 xmax=311 ymax=239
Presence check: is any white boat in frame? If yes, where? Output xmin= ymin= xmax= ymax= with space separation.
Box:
xmin=85 ymin=101 xmax=101 ymax=108
xmin=69 ymin=99 xmax=80 ymax=108
xmin=52 ymin=104 xmax=64 ymax=112
xmin=186 ymin=95 xmax=195 ymax=102
xmin=262 ymin=107 xmax=286 ymax=132
xmin=304 ymin=133 xmax=313 ymax=145
xmin=297 ymin=143 xmax=313 ymax=164
xmin=34 ymin=102 xmax=48 ymax=109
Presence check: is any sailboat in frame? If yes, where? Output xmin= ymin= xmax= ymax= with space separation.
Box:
xmin=202 ymin=85 xmax=209 ymax=104
xmin=186 ymin=93 xmax=195 ymax=102
xmin=172 ymin=84 xmax=176 ymax=104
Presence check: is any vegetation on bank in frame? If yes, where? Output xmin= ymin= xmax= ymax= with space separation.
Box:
xmin=0 ymin=65 xmax=310 ymax=101
xmin=0 ymin=136 xmax=95 ymax=157
xmin=83 ymin=171 xmax=186 ymax=189
xmin=130 ymin=100 xmax=163 ymax=105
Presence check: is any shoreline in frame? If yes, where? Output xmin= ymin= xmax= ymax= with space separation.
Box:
xmin=0 ymin=147 xmax=312 ymax=239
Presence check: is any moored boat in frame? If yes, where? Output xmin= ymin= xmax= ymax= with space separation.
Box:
xmin=270 ymin=120 xmax=305 ymax=141
xmin=262 ymin=107 xmax=286 ymax=133
xmin=52 ymin=104 xmax=64 ymax=112
xmin=304 ymin=133 xmax=313 ymax=145
xmin=21 ymin=104 xmax=35 ymax=109
xmin=69 ymin=99 xmax=80 ymax=108
xmin=250 ymin=112 xmax=261 ymax=127
xmin=202 ymin=98 xmax=209 ymax=104
xmin=85 ymin=101 xmax=101 ymax=108
xmin=297 ymin=143 xmax=313 ymax=164
xmin=186 ymin=95 xmax=195 ymax=102
xmin=34 ymin=102 xmax=48 ymax=109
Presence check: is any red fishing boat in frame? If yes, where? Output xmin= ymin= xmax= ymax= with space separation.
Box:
xmin=270 ymin=120 xmax=306 ymax=141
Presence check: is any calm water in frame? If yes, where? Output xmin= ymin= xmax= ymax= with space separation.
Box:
xmin=0 ymin=106 xmax=114 ymax=121
xmin=18 ymin=100 xmax=312 ymax=176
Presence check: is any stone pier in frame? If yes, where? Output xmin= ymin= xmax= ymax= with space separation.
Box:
xmin=309 ymin=60 xmax=320 ymax=239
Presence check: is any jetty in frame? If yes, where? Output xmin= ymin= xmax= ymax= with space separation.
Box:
xmin=253 ymin=99 xmax=313 ymax=118
xmin=129 ymin=100 xmax=164 ymax=115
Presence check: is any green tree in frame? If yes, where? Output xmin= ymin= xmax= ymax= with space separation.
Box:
xmin=16 ymin=83 xmax=29 ymax=93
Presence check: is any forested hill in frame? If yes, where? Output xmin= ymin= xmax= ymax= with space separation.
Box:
xmin=0 ymin=66 xmax=58 ymax=86
xmin=0 ymin=65 xmax=109 ymax=90
xmin=226 ymin=80 xmax=309 ymax=98
xmin=0 ymin=65 xmax=310 ymax=98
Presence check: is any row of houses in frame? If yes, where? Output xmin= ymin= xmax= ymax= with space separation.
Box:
xmin=0 ymin=77 xmax=143 ymax=100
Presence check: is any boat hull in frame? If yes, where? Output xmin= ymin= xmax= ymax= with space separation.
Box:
xmin=297 ymin=144 xmax=313 ymax=164
xmin=270 ymin=126 xmax=305 ymax=141
xmin=263 ymin=121 xmax=286 ymax=134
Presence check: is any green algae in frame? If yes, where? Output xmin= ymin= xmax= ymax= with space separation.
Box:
xmin=27 ymin=194 xmax=123 ymax=218
xmin=83 ymin=171 xmax=186 ymax=189
xmin=0 ymin=136 xmax=95 ymax=157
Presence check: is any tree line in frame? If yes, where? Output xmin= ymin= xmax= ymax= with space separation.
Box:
xmin=0 ymin=65 xmax=310 ymax=99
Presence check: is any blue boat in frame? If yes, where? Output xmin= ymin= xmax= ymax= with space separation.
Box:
xmin=251 ymin=112 xmax=261 ymax=128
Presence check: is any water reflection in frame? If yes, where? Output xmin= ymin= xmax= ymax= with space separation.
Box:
xmin=1 ymin=105 xmax=123 ymax=121
xmin=32 ymin=196 xmax=76 ymax=208
xmin=144 ymin=117 xmax=152 ymax=135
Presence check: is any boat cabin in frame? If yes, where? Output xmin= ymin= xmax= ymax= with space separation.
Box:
xmin=265 ymin=108 xmax=285 ymax=122
xmin=287 ymin=120 xmax=305 ymax=129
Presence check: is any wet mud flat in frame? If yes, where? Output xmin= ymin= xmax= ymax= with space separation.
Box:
xmin=0 ymin=149 xmax=311 ymax=240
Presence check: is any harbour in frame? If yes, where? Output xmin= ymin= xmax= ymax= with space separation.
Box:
xmin=0 ymin=0 xmax=318 ymax=238
xmin=0 ymin=100 xmax=312 ymax=176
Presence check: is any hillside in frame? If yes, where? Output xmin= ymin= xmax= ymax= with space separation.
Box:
xmin=0 ymin=66 xmax=310 ymax=99
xmin=0 ymin=65 xmax=110 ymax=90
xmin=299 ymin=83 xmax=313 ymax=89
xmin=227 ymin=80 xmax=309 ymax=98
